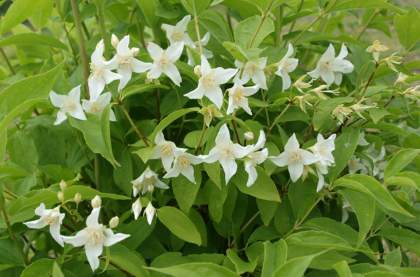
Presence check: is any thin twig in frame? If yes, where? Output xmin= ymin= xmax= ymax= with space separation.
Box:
xmin=194 ymin=121 xmax=207 ymax=154
xmin=192 ymin=1 xmax=203 ymax=56
xmin=248 ymin=0 xmax=276 ymax=48
xmin=0 ymin=47 xmax=15 ymax=74
xmin=268 ymin=102 xmax=291 ymax=136
xmin=120 ymin=106 xmax=149 ymax=146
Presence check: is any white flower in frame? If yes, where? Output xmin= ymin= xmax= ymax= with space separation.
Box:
xmin=145 ymin=42 xmax=184 ymax=86
xmin=150 ymin=132 xmax=181 ymax=171
xmin=308 ymin=44 xmax=354 ymax=86
xmin=184 ymin=55 xmax=237 ymax=108
xmin=186 ymin=32 xmax=213 ymax=66
xmin=202 ymin=124 xmax=249 ymax=184
xmin=24 ymin=203 xmax=65 ymax=246
xmin=82 ymin=92 xmax=116 ymax=121
xmin=131 ymin=167 xmax=169 ymax=197
xmin=275 ymin=43 xmax=299 ymax=90
xmin=226 ymin=81 xmax=259 ymax=115
xmin=88 ymin=40 xmax=121 ymax=100
xmin=235 ymin=57 xmax=267 ymax=89
xmin=62 ymin=207 xmax=129 ymax=271
xmin=270 ymin=133 xmax=317 ymax=182
xmin=109 ymin=35 xmax=151 ymax=91
xmin=162 ymin=15 xmax=194 ymax=46
xmin=49 ymin=85 xmax=86 ymax=125
xmin=132 ymin=198 xmax=142 ymax=220
xmin=164 ymin=149 xmax=202 ymax=183
xmin=144 ymin=202 xmax=156 ymax=225
xmin=310 ymin=134 xmax=336 ymax=192
xmin=244 ymin=131 xmax=268 ymax=187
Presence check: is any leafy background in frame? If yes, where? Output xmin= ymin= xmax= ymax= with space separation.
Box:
xmin=0 ymin=0 xmax=419 ymax=276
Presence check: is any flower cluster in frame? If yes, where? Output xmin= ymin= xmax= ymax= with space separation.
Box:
xmin=24 ymin=195 xmax=129 ymax=271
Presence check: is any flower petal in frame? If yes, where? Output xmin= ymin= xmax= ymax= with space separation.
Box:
xmin=285 ymin=133 xmax=299 ymax=151
xmin=62 ymin=231 xmax=87 ymax=247
xmin=147 ymin=42 xmax=163 ymax=60
xmin=270 ymin=152 xmax=288 ymax=167
xmin=204 ymin=87 xmax=224 ymax=108
xmin=220 ymin=158 xmax=237 ymax=184
xmin=24 ymin=218 xmax=47 ymax=229
xmin=49 ymin=92 xmax=65 ymax=108
xmin=244 ymin=161 xmax=258 ymax=187
xmin=49 ymin=223 xmax=64 ymax=246
xmin=132 ymin=59 xmax=152 ymax=73
xmin=288 ymin=162 xmax=303 ymax=182
xmin=86 ymin=207 xmax=101 ymax=227
xmin=54 ymin=111 xmax=67 ymax=125
xmin=117 ymin=35 xmax=131 ymax=56
xmin=85 ymin=243 xmax=103 ymax=271
xmin=104 ymin=229 xmax=130 ymax=247
xmin=215 ymin=124 xmax=231 ymax=145
xmin=163 ymin=63 xmax=182 ymax=86
xmin=167 ymin=42 xmax=184 ymax=62
xmin=214 ymin=68 xmax=238 ymax=84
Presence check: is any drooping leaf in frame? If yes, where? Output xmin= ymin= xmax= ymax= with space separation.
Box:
xmin=147 ymin=262 xmax=238 ymax=277
xmin=262 ymin=239 xmax=287 ymax=277
xmin=0 ymin=0 xmax=39 ymax=34
xmin=109 ymin=244 xmax=150 ymax=276
xmin=384 ymin=148 xmax=420 ymax=179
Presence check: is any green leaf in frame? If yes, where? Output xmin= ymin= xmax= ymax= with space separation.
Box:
xmin=287 ymin=179 xmax=318 ymax=221
xmin=147 ymin=262 xmax=238 ymax=277
xmin=30 ymin=0 xmax=53 ymax=29
xmin=384 ymin=148 xmax=420 ymax=179
xmin=21 ymin=258 xmax=54 ymax=277
xmin=69 ymin=107 xmax=119 ymax=167
xmin=234 ymin=15 xmax=274 ymax=49
xmin=0 ymin=33 xmax=67 ymax=50
xmin=180 ymin=0 xmax=211 ymax=15
xmin=150 ymin=107 xmax=199 ymax=141
xmin=109 ymin=244 xmax=150 ymax=276
xmin=120 ymin=217 xmax=155 ymax=250
xmin=257 ymin=199 xmax=279 ymax=226
xmin=379 ymin=226 xmax=420 ymax=256
xmin=273 ymin=254 xmax=318 ymax=277
xmin=368 ymin=108 xmax=390 ymax=124
xmin=232 ymin=167 xmax=281 ymax=202
xmin=157 ymin=206 xmax=202 ymax=245
xmin=52 ymin=262 xmax=64 ymax=277
xmin=334 ymin=174 xmax=412 ymax=218
xmin=384 ymin=248 xmax=402 ymax=267
xmin=339 ymin=188 xmax=375 ymax=247
xmin=328 ymin=127 xmax=360 ymax=181
xmin=135 ymin=0 xmax=159 ymax=27
xmin=120 ymin=83 xmax=169 ymax=100
xmin=394 ymin=9 xmax=420 ymax=50
xmin=0 ymin=0 xmax=39 ymax=34
xmin=333 ymin=261 xmax=352 ymax=277
xmin=222 ymin=41 xmax=248 ymax=62
xmin=226 ymin=249 xmax=257 ymax=274
xmin=172 ymin=173 xmax=201 ymax=213
xmin=262 ymin=239 xmax=287 ymax=277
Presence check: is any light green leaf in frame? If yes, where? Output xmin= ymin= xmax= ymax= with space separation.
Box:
xmin=394 ymin=9 xmax=420 ymax=50
xmin=21 ymin=258 xmax=54 ymax=277
xmin=262 ymin=239 xmax=287 ymax=277
xmin=333 ymin=261 xmax=352 ymax=277
xmin=257 ymin=199 xmax=279 ymax=226
xmin=273 ymin=254 xmax=317 ymax=277
xmin=226 ymin=249 xmax=257 ymax=274
xmin=384 ymin=248 xmax=402 ymax=267
xmin=380 ymin=226 xmax=420 ymax=256
xmin=150 ymin=107 xmax=199 ymax=141
xmin=52 ymin=262 xmax=64 ymax=277
xmin=232 ymin=167 xmax=281 ymax=202
xmin=109 ymin=244 xmax=150 ymax=276
xmin=172 ymin=173 xmax=201 ymax=213
xmin=0 ymin=0 xmax=39 ymax=34
xmin=384 ymin=148 xmax=420 ymax=179
xmin=223 ymin=41 xmax=248 ymax=62
xmin=69 ymin=106 xmax=119 ymax=167
xmin=312 ymin=97 xmax=353 ymax=132
xmin=180 ymin=0 xmax=211 ymax=15
xmin=120 ymin=83 xmax=169 ymax=100
xmin=234 ymin=15 xmax=274 ymax=49
xmin=339 ymin=188 xmax=375 ymax=247
xmin=0 ymin=33 xmax=67 ymax=50
xmin=328 ymin=128 xmax=360 ymax=182
xmin=158 ymin=206 xmax=202 ymax=245
xmin=147 ymin=262 xmax=238 ymax=277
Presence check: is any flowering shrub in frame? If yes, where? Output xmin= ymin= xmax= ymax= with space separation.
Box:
xmin=0 ymin=0 xmax=419 ymax=276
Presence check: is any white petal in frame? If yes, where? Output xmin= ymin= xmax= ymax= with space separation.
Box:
xmin=49 ymin=92 xmax=65 ymax=108
xmin=103 ymin=70 xmax=122 ymax=84
xmin=177 ymin=15 xmax=191 ymax=30
xmin=215 ymin=124 xmax=231 ymax=145
xmin=220 ymin=158 xmax=237 ymax=184
xmin=244 ymin=161 xmax=258 ymax=187
xmin=332 ymin=59 xmax=354 ymax=74
xmin=132 ymin=199 xmax=142 ymax=220
xmin=132 ymin=59 xmax=152 ymax=73
xmin=316 ymin=171 xmax=325 ymax=192
xmin=184 ymin=84 xmax=205 ymax=99
xmin=201 ymin=32 xmax=211 ymax=45
xmin=270 ymin=152 xmax=288 ymax=167
xmin=300 ymin=149 xmax=318 ymax=165
xmin=163 ymin=63 xmax=182 ymax=86
xmin=286 ymin=43 xmax=294 ymax=57
xmin=320 ymin=69 xmax=335 ymax=85
xmin=117 ymin=35 xmax=131 ymax=56
xmin=91 ymin=40 xmax=104 ymax=64
xmin=280 ymin=71 xmax=291 ymax=91
xmin=155 ymin=179 xmax=170 ymax=189
xmin=200 ymin=55 xmax=211 ymax=75
xmin=164 ymin=166 xmax=181 ymax=179
xmin=145 ymin=203 xmax=156 ymax=225
xmin=117 ymin=67 xmax=132 ymax=91
xmin=337 ymin=44 xmax=348 ymax=59
xmin=226 ymin=96 xmax=236 ymax=115
xmin=204 ymin=87 xmax=224 ymax=108
xmin=49 ymin=223 xmax=64 ymax=246
xmin=88 ymin=76 xmax=105 ymax=100
xmin=69 ymin=104 xmax=87 ymax=121
xmin=181 ymin=165 xmax=195 ymax=183
xmin=148 ymin=65 xmax=163 ymax=79
xmin=254 ymin=131 xmax=266 ymax=150
xmin=285 ymin=133 xmax=299 ymax=151
xmin=54 ymin=111 xmax=67 ymax=125
xmin=35 ymin=203 xmax=46 ymax=216
xmin=322 ymin=44 xmax=336 ymax=61
xmin=214 ymin=68 xmax=238 ymax=84
xmin=308 ymin=68 xmax=320 ymax=79
xmin=167 ymin=43 xmax=184 ymax=62
xmin=24 ymin=218 xmax=47 ymax=229
xmin=104 ymin=229 xmax=130 ymax=247
xmin=233 ymin=143 xmax=252 ymax=159
xmin=86 ymin=207 xmax=100 ymax=227
xmin=288 ymin=163 xmax=303 ymax=182
xmin=161 ymin=155 xmax=174 ymax=172
xmin=62 ymin=231 xmax=87 ymax=247
xmin=85 ymin=243 xmax=103 ymax=271
xmin=147 ymin=42 xmax=163 ymax=61
xmin=252 ymin=70 xmax=267 ymax=89
xmin=334 ymin=72 xmax=343 ymax=85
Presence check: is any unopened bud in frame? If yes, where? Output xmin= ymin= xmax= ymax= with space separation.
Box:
xmin=59 ymin=180 xmax=67 ymax=191
xmin=244 ymin=131 xmax=254 ymax=141
xmin=74 ymin=192 xmax=82 ymax=204
xmin=91 ymin=195 xmax=102 ymax=208
xmin=111 ymin=34 xmax=119 ymax=48
xmin=131 ymin=47 xmax=139 ymax=56
xmin=57 ymin=191 xmax=64 ymax=202
xmin=109 ymin=216 xmax=119 ymax=228
xmin=194 ymin=65 xmax=201 ymax=76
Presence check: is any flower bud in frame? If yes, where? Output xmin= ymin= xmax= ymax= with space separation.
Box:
xmin=244 ymin=131 xmax=254 ymax=141
xmin=91 ymin=195 xmax=102 ymax=208
xmin=145 ymin=202 xmax=156 ymax=225
xmin=59 ymin=180 xmax=67 ymax=191
xmin=109 ymin=216 xmax=119 ymax=228
xmin=131 ymin=47 xmax=139 ymax=56
xmin=132 ymin=198 xmax=142 ymax=220
xmin=74 ymin=192 xmax=82 ymax=204
xmin=57 ymin=191 xmax=64 ymax=202
xmin=111 ymin=34 xmax=119 ymax=48
xmin=194 ymin=65 xmax=201 ymax=77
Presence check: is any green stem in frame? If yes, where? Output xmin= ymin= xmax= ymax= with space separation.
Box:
xmin=94 ymin=0 xmax=110 ymax=55
xmin=268 ymin=103 xmax=291 ymax=136
xmin=70 ymin=0 xmax=90 ymax=93
xmin=192 ymin=1 xmax=203 ymax=56
xmin=194 ymin=121 xmax=207 ymax=154
xmin=231 ymin=115 xmax=242 ymax=144
xmin=155 ymin=88 xmax=161 ymax=122
xmin=287 ymin=0 xmax=304 ymax=35
xmin=0 ymin=48 xmax=15 ymax=74
xmin=120 ymin=106 xmax=149 ymax=146
xmin=356 ymin=10 xmax=379 ymax=40
xmin=54 ymin=0 xmax=78 ymax=65
xmin=248 ymin=0 xmax=276 ymax=48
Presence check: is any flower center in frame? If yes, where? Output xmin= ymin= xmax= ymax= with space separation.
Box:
xmin=158 ymin=53 xmax=170 ymax=69
xmin=178 ymin=155 xmax=190 ymax=169
xmin=202 ymin=73 xmax=216 ymax=90
xmin=90 ymin=63 xmax=104 ymax=78
xmin=89 ymin=102 xmax=102 ymax=113
xmin=289 ymin=151 xmax=302 ymax=163
xmin=43 ymin=214 xmax=58 ymax=225
xmin=161 ymin=143 xmax=173 ymax=156
xmin=320 ymin=60 xmax=332 ymax=72
xmin=119 ymin=55 xmax=132 ymax=65
xmin=86 ymin=226 xmax=105 ymax=245
xmin=171 ymin=31 xmax=184 ymax=42
xmin=63 ymin=100 xmax=77 ymax=112
xmin=232 ymin=87 xmax=244 ymax=104
xmin=245 ymin=62 xmax=258 ymax=75
xmin=220 ymin=145 xmax=234 ymax=159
